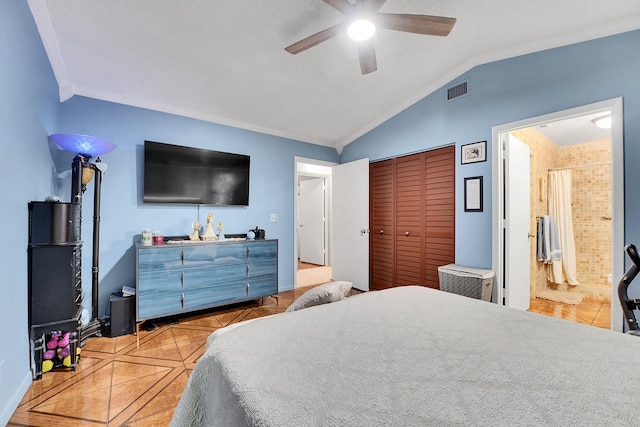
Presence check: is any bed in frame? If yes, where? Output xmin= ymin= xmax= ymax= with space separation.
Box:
xmin=171 ymin=286 xmax=640 ymax=426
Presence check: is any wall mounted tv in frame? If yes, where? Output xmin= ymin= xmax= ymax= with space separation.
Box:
xmin=143 ymin=140 xmax=250 ymax=206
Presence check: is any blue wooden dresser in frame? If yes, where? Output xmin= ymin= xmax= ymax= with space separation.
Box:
xmin=135 ymin=239 xmax=278 ymax=328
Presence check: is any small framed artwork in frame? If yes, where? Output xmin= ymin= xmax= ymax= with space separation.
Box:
xmin=461 ymin=141 xmax=487 ymax=164
xmin=464 ymin=176 xmax=483 ymax=212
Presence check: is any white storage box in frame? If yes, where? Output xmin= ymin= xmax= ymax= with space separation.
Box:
xmin=438 ymin=264 xmax=494 ymax=302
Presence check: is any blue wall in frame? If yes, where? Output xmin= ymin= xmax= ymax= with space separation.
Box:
xmin=341 ymin=30 xmax=640 ymax=270
xmin=0 ymin=1 xmax=61 ymax=423
xmin=56 ymin=97 xmax=339 ymax=323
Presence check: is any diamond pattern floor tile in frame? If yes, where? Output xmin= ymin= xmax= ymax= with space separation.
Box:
xmin=9 ymin=284 xmax=610 ymax=426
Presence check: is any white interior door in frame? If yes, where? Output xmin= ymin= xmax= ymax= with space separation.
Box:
xmin=505 ymin=135 xmax=531 ymax=310
xmin=299 ymin=178 xmax=325 ymax=265
xmin=332 ymin=158 xmax=369 ymax=291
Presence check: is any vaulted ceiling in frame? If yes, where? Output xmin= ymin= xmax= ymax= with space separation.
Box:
xmin=29 ymin=0 xmax=640 ymax=152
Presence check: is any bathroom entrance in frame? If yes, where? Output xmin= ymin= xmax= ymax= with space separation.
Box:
xmin=492 ymin=98 xmax=624 ymax=331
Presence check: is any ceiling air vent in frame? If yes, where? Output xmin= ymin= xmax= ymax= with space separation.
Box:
xmin=446 ymin=81 xmax=468 ymax=101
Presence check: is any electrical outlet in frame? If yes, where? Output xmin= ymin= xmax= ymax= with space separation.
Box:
xmin=270 ymin=214 xmax=278 ymax=223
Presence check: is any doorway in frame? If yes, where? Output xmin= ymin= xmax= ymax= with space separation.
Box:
xmin=294 ymin=157 xmax=370 ymax=291
xmin=295 ymin=159 xmax=333 ymax=288
xmin=492 ymin=98 xmax=624 ymax=331
xmin=298 ymin=177 xmax=326 ymax=267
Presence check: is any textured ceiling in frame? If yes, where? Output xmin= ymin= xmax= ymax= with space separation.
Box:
xmin=29 ymin=1 xmax=640 ymax=152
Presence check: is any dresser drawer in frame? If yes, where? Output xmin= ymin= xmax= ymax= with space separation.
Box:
xmin=246 ymin=275 xmax=278 ymax=298
xmin=246 ymin=241 xmax=277 ymax=262
xmin=137 ymin=244 xmax=246 ymax=271
xmin=138 ymin=263 xmax=247 ymax=294
xmin=138 ymin=279 xmax=262 ymax=319
xmin=247 ymin=259 xmax=277 ymax=279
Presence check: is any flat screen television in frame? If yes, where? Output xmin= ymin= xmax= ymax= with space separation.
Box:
xmin=143 ymin=140 xmax=250 ymax=206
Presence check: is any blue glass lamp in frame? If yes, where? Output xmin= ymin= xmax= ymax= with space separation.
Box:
xmin=50 ymin=133 xmax=116 ymax=157
xmin=50 ymin=133 xmax=116 ymax=197
xmin=49 ymin=133 xmax=116 ymax=341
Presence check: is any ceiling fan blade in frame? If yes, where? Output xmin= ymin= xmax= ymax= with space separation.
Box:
xmin=365 ymin=0 xmax=387 ymax=12
xmin=285 ymin=23 xmax=345 ymax=55
xmin=377 ymin=13 xmax=456 ymax=36
xmin=357 ymin=40 xmax=377 ymax=74
xmin=321 ymin=0 xmax=354 ymax=14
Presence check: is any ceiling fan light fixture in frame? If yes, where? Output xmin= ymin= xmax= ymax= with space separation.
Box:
xmin=348 ymin=19 xmax=376 ymax=41
xmin=284 ymin=2 xmax=456 ymax=75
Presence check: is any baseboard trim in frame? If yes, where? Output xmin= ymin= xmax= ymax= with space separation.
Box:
xmin=0 ymin=369 xmax=32 ymax=425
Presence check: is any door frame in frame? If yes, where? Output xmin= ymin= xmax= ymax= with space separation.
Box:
xmin=294 ymin=157 xmax=336 ymax=288
xmin=491 ymin=97 xmax=624 ymax=331
xmin=298 ymin=177 xmax=327 ymax=265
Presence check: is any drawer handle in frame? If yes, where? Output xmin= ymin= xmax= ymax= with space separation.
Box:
xmin=246 ymin=265 xmax=250 ymax=277
xmin=405 ymin=231 xmax=410 ymax=236
xmin=379 ymin=229 xmax=384 ymax=235
xmin=246 ymin=283 xmax=250 ymax=295
xmin=181 ymin=250 xmax=184 ymax=265
xmin=181 ymin=293 xmax=184 ymax=308
xmin=246 ymin=247 xmax=250 ymax=260
xmin=181 ymin=272 xmax=185 ymax=287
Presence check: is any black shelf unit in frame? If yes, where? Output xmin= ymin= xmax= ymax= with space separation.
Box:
xmin=28 ymin=201 xmax=82 ymax=379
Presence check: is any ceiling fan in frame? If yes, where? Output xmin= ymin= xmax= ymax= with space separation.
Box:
xmin=284 ymin=0 xmax=456 ymax=75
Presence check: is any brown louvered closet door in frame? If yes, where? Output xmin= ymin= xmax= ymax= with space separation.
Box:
xmin=394 ymin=154 xmax=424 ymax=286
xmin=424 ymin=146 xmax=456 ymax=288
xmin=369 ymin=159 xmax=395 ymax=290
xmin=369 ymin=146 xmax=455 ymax=290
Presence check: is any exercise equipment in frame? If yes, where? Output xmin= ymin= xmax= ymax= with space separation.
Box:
xmin=618 ymin=243 xmax=640 ymax=336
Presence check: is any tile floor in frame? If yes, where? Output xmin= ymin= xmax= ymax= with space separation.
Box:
xmin=528 ymin=297 xmax=611 ymax=329
xmin=9 ymin=291 xmax=295 ymax=427
xmin=9 ymin=287 xmax=612 ymax=426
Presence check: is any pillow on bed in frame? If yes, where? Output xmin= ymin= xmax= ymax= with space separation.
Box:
xmin=285 ymin=281 xmax=353 ymax=312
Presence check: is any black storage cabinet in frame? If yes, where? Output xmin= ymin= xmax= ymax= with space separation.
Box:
xmin=28 ymin=201 xmax=82 ymax=379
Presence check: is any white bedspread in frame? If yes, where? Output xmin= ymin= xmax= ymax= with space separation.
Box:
xmin=171 ymin=286 xmax=640 ymax=426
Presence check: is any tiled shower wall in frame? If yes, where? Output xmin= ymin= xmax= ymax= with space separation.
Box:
xmin=510 ymin=130 xmax=611 ymax=302
xmin=559 ymin=139 xmax=611 ymax=301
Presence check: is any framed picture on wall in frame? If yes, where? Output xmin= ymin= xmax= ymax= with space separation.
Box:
xmin=464 ymin=176 xmax=483 ymax=212
xmin=461 ymin=141 xmax=487 ymax=164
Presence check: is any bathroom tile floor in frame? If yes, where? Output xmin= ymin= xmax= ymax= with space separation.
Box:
xmin=529 ymin=297 xmax=611 ymax=329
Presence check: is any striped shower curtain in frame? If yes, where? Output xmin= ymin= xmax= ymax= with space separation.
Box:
xmin=548 ymin=170 xmax=579 ymax=285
